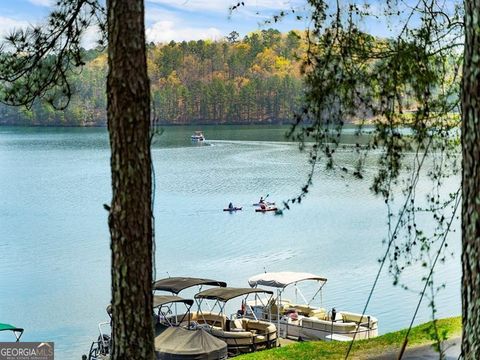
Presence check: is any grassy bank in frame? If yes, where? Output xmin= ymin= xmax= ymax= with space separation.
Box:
xmin=238 ymin=316 xmax=461 ymax=360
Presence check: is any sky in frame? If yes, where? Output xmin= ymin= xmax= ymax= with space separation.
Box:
xmin=0 ymin=0 xmax=446 ymax=48
xmin=0 ymin=0 xmax=311 ymax=48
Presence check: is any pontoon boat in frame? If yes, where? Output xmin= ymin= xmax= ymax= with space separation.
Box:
xmin=86 ymin=295 xmax=202 ymax=360
xmin=193 ymin=287 xmax=278 ymax=355
xmin=247 ymin=271 xmax=378 ymax=341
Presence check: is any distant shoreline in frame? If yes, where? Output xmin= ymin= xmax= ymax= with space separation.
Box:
xmin=0 ymin=121 xmax=298 ymax=128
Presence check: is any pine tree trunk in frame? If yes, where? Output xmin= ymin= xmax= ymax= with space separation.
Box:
xmin=106 ymin=0 xmax=155 ymax=359
xmin=461 ymin=1 xmax=480 ymax=358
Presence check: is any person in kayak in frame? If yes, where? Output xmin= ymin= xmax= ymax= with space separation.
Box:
xmin=228 ymin=202 xmax=234 ymax=210
xmin=259 ymin=196 xmax=265 ymax=204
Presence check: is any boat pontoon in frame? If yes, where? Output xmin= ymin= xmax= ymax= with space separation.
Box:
xmin=193 ymin=287 xmax=278 ymax=355
xmin=248 ymin=271 xmax=378 ymax=341
xmin=0 ymin=323 xmax=23 ymax=342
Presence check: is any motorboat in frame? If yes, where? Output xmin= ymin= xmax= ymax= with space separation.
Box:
xmin=0 ymin=323 xmax=23 ymax=342
xmin=191 ymin=131 xmax=205 ymax=142
xmin=193 ymin=287 xmax=278 ymax=355
xmin=247 ymin=271 xmax=378 ymax=341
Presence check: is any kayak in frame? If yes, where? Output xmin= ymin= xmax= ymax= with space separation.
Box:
xmin=255 ymin=207 xmax=278 ymax=212
xmin=252 ymin=202 xmax=275 ymax=206
xmin=224 ymin=207 xmax=242 ymax=212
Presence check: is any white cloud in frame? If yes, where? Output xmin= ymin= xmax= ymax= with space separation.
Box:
xmin=28 ymin=0 xmax=53 ymax=6
xmin=146 ymin=7 xmax=179 ymax=23
xmin=0 ymin=16 xmax=99 ymax=49
xmin=81 ymin=25 xmax=102 ymax=50
xmin=146 ymin=20 xmax=222 ymax=43
xmin=0 ymin=17 xmax=29 ymax=38
xmin=145 ymin=6 xmax=225 ymax=43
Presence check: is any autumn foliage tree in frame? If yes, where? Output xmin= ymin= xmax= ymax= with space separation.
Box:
xmin=0 ymin=30 xmax=305 ymax=126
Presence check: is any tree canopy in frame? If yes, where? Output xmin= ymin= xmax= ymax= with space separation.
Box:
xmin=0 ymin=30 xmax=306 ymax=126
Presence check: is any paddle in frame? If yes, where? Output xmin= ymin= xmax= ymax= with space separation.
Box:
xmin=253 ymin=194 xmax=270 ymax=206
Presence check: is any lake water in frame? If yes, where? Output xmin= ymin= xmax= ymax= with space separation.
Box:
xmin=0 ymin=125 xmax=461 ymax=359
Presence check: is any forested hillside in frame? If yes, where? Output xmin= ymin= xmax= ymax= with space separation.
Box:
xmin=0 ymin=29 xmax=306 ymax=126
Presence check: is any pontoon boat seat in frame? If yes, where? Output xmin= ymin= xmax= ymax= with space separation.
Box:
xmin=244 ymin=320 xmax=277 ymax=342
xmin=308 ymin=308 xmax=327 ymax=320
xmin=301 ymin=317 xmax=357 ymax=338
xmin=228 ymin=319 xmax=276 ymax=347
xmin=288 ymin=304 xmax=318 ymax=316
xmin=341 ymin=311 xmax=378 ymax=325
xmin=230 ymin=319 xmax=244 ymax=331
xmin=268 ymin=299 xmax=292 ymax=318
xmin=341 ymin=312 xmax=378 ymax=338
xmin=209 ymin=326 xmax=254 ymax=347
xmin=190 ymin=312 xmax=228 ymax=329
xmin=301 ymin=314 xmax=378 ymax=340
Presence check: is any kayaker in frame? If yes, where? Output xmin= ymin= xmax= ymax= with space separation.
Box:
xmin=259 ymin=196 xmax=265 ymax=204
xmin=228 ymin=202 xmax=234 ymax=210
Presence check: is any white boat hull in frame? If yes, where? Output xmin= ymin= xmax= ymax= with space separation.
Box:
xmin=278 ymin=313 xmax=378 ymax=341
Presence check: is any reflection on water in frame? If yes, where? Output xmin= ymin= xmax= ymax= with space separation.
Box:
xmin=0 ymin=126 xmax=461 ymax=359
